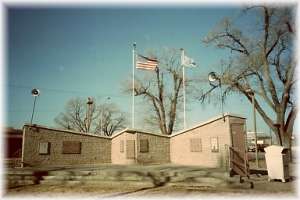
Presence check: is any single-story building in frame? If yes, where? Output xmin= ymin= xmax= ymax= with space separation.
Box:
xmin=4 ymin=127 xmax=23 ymax=167
xmin=170 ymin=114 xmax=246 ymax=168
xmin=111 ymin=129 xmax=170 ymax=165
xmin=22 ymin=124 xmax=111 ymax=166
xmin=5 ymin=127 xmax=23 ymax=158
xmin=20 ymin=113 xmax=247 ymax=169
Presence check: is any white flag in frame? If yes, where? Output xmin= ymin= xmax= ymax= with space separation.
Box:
xmin=182 ymin=55 xmax=196 ymax=67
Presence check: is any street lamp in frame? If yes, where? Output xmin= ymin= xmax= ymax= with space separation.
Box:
xmin=208 ymin=72 xmax=220 ymax=86
xmin=208 ymin=72 xmax=224 ymax=121
xmin=86 ymin=97 xmax=94 ymax=133
xmin=246 ymin=88 xmax=259 ymax=169
xmin=100 ymin=97 xmax=111 ymax=135
xmin=30 ymin=88 xmax=40 ymax=124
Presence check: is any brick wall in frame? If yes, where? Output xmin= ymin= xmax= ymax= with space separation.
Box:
xmin=136 ymin=132 xmax=170 ymax=164
xmin=111 ymin=131 xmax=137 ymax=164
xmin=22 ymin=114 xmax=246 ymax=168
xmin=22 ymin=125 xmax=111 ymax=166
xmin=111 ymin=131 xmax=170 ymax=164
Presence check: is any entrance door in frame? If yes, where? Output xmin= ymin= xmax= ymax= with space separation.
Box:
xmin=230 ymin=123 xmax=249 ymax=177
xmin=126 ymin=140 xmax=135 ymax=160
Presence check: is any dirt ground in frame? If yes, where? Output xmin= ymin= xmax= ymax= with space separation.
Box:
xmin=5 ymin=178 xmax=297 ymax=197
xmin=4 ymin=163 xmax=298 ymax=198
xmin=5 ymin=179 xmax=297 ymax=198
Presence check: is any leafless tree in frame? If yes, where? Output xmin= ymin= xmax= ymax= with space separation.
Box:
xmin=201 ymin=6 xmax=296 ymax=149
xmin=94 ymin=103 xmax=126 ymax=137
xmin=54 ymin=97 xmax=126 ymax=136
xmin=126 ymin=48 xmax=188 ymax=135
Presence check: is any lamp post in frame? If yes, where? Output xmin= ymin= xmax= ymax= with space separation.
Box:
xmin=208 ymin=72 xmax=225 ymax=121
xmin=30 ymin=88 xmax=40 ymax=124
xmin=86 ymin=97 xmax=94 ymax=133
xmin=100 ymin=97 xmax=111 ymax=135
xmin=246 ymin=89 xmax=259 ymax=169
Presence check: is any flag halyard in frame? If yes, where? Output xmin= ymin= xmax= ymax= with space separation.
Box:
xmin=136 ymin=54 xmax=158 ymax=71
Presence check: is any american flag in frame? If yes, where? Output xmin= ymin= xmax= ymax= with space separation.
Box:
xmin=136 ymin=54 xmax=158 ymax=71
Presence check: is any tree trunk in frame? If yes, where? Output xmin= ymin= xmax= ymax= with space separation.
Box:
xmin=274 ymin=125 xmax=293 ymax=162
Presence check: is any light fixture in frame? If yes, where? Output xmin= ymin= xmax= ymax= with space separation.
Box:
xmin=207 ymin=72 xmax=224 ymax=121
xmin=87 ymin=97 xmax=94 ymax=105
xmin=31 ymin=88 xmax=40 ymax=96
xmin=208 ymin=72 xmax=220 ymax=87
xmin=208 ymin=72 xmax=218 ymax=82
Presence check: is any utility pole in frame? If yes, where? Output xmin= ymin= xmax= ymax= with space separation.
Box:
xmin=86 ymin=97 xmax=93 ymax=133
xmin=246 ymin=89 xmax=259 ymax=169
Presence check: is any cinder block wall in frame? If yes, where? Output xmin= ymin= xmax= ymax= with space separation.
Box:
xmin=111 ymin=131 xmax=137 ymax=164
xmin=136 ymin=132 xmax=170 ymax=164
xmin=170 ymin=116 xmax=233 ymax=168
xmin=22 ymin=125 xmax=111 ymax=166
xmin=22 ymin=114 xmax=246 ymax=168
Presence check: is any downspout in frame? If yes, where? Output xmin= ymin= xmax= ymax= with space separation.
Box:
xmin=21 ymin=125 xmax=27 ymax=168
xmin=135 ymin=131 xmax=139 ymax=164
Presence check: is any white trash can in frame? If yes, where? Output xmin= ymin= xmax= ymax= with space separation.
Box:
xmin=264 ymin=145 xmax=289 ymax=182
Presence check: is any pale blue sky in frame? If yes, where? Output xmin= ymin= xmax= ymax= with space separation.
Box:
xmin=6 ymin=6 xmax=276 ymax=135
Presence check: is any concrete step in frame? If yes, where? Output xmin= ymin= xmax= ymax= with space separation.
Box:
xmin=39 ymin=180 xmax=83 ymax=185
xmin=41 ymin=173 xmax=148 ymax=182
xmin=6 ymin=175 xmax=37 ymax=181
xmin=6 ymin=179 xmax=36 ymax=188
xmin=6 ymin=170 xmax=35 ymax=176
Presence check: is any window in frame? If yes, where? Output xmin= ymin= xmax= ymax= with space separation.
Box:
xmin=120 ymin=140 xmax=124 ymax=153
xmin=139 ymin=139 xmax=149 ymax=153
xmin=211 ymin=137 xmax=219 ymax=152
xmin=62 ymin=141 xmax=81 ymax=154
xmin=39 ymin=142 xmax=50 ymax=155
xmin=190 ymin=138 xmax=202 ymax=152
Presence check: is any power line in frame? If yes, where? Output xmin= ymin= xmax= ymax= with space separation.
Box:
xmin=6 ymin=83 xmax=128 ymax=98
xmin=7 ymin=110 xmax=61 ymax=113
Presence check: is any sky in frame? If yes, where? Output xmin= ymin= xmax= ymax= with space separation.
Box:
xmin=5 ymin=5 xmax=287 ymax=137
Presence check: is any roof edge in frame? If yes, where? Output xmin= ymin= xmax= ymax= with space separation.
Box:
xmin=23 ymin=123 xmax=111 ymax=139
xmin=170 ymin=113 xmax=246 ymax=138
xmin=111 ymin=128 xmax=169 ymax=138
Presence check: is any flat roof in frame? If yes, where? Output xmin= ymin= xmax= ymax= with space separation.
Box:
xmin=170 ymin=113 xmax=245 ymax=138
xmin=111 ymin=128 xmax=169 ymax=139
xmin=4 ymin=127 xmax=23 ymax=135
xmin=23 ymin=113 xmax=245 ymax=140
xmin=23 ymin=124 xmax=111 ymax=139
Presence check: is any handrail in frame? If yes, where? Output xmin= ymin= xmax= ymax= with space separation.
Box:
xmin=229 ymin=146 xmax=249 ymax=177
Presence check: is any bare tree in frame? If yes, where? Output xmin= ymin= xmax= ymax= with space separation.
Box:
xmin=201 ymin=6 xmax=296 ymax=149
xmin=128 ymin=48 xmax=186 ymax=135
xmin=54 ymin=97 xmax=126 ymax=136
xmin=94 ymin=103 xmax=126 ymax=137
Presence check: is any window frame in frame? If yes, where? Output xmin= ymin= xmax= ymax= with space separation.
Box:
xmin=139 ymin=139 xmax=149 ymax=153
xmin=120 ymin=140 xmax=124 ymax=153
xmin=39 ymin=142 xmax=50 ymax=155
xmin=190 ymin=138 xmax=202 ymax=152
xmin=62 ymin=141 xmax=82 ymax=154
xmin=210 ymin=137 xmax=219 ymax=153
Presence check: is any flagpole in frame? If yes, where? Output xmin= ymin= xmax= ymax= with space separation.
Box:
xmin=181 ymin=48 xmax=186 ymax=130
xmin=132 ymin=42 xmax=136 ymax=129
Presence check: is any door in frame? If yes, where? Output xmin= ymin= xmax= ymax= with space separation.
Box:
xmin=126 ymin=140 xmax=135 ymax=160
xmin=230 ymin=123 xmax=249 ymax=177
